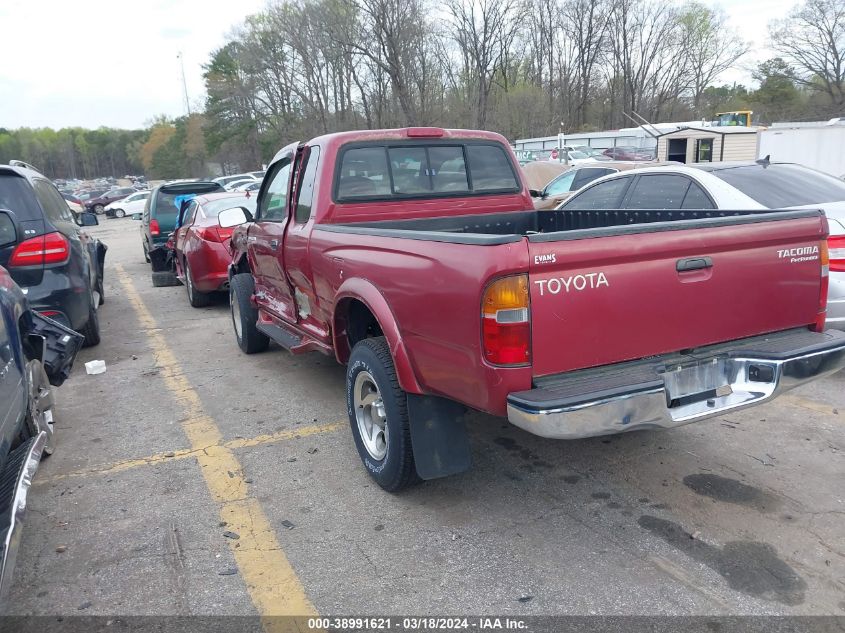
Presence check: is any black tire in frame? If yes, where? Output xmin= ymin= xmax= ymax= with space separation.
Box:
xmin=151 ymin=271 xmax=181 ymax=287
xmin=80 ymin=297 xmax=100 ymax=347
xmin=93 ymin=204 xmax=104 ymax=215
xmin=229 ymin=273 xmax=268 ymax=354
xmin=346 ymin=336 xmax=418 ymax=492
xmin=143 ymin=241 xmax=150 ymax=263
xmin=185 ymin=260 xmax=211 ymax=307
xmin=115 ymin=209 xmax=125 ymax=218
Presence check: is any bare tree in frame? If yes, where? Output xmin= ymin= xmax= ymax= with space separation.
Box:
xmin=563 ymin=0 xmax=612 ymax=128
xmin=678 ymin=2 xmax=749 ymax=115
xmin=770 ymin=0 xmax=845 ymax=110
xmin=607 ymin=0 xmax=685 ymax=123
xmin=445 ymin=0 xmax=526 ymax=128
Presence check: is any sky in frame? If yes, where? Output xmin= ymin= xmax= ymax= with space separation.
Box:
xmin=0 ymin=0 xmax=800 ymax=131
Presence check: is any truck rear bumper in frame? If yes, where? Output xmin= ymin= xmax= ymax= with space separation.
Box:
xmin=507 ymin=328 xmax=845 ymax=439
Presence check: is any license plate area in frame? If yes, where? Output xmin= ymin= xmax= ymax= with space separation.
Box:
xmin=661 ymin=357 xmax=733 ymax=408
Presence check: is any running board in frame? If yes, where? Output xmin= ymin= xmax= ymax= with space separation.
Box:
xmin=257 ymin=322 xmax=304 ymax=352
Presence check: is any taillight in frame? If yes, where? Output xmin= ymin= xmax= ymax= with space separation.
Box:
xmin=197 ymin=226 xmax=232 ymax=243
xmin=8 ymin=232 xmax=70 ymax=267
xmin=38 ymin=310 xmax=61 ymax=317
xmin=150 ymin=219 xmax=160 ymax=236
xmin=812 ymin=241 xmax=830 ymax=331
xmin=828 ymin=235 xmax=845 ymax=273
xmin=482 ymin=274 xmax=531 ymax=365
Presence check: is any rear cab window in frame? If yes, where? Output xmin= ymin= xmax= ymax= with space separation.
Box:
xmin=335 ymin=142 xmax=519 ymax=202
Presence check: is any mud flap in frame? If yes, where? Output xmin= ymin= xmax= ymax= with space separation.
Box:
xmin=148 ymin=245 xmax=173 ymax=273
xmin=407 ymin=394 xmax=471 ymax=480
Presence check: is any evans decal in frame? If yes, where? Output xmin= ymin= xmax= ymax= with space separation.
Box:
xmin=778 ymin=245 xmax=819 ymax=263
xmin=535 ymin=272 xmax=609 ymax=295
xmin=534 ymin=253 xmax=556 ymax=265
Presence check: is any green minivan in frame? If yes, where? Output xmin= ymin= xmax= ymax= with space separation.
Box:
xmin=141 ymin=181 xmax=224 ymax=263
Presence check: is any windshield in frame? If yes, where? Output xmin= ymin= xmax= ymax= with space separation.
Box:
xmin=708 ymin=164 xmax=845 ymax=208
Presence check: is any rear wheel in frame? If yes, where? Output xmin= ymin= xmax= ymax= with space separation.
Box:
xmin=143 ymin=241 xmax=150 ymax=263
xmin=115 ymin=209 xmax=125 ymax=218
xmin=347 ymin=336 xmax=418 ymax=492
xmin=229 ymin=273 xmax=268 ymax=354
xmin=80 ymin=294 xmax=100 ymax=347
xmin=24 ymin=360 xmax=56 ymax=456
xmin=185 ymin=260 xmax=211 ymax=307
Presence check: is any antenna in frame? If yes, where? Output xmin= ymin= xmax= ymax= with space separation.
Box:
xmin=177 ymin=52 xmax=191 ymax=116
xmin=630 ymin=111 xmax=663 ymax=138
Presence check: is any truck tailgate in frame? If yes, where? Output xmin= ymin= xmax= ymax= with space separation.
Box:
xmin=527 ymin=211 xmax=827 ymax=377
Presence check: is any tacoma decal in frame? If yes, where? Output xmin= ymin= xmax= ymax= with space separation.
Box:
xmin=534 ymin=272 xmax=609 ymax=295
xmin=778 ymin=245 xmax=819 ymax=263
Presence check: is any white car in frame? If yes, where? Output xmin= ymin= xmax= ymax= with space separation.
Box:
xmin=213 ymin=173 xmax=259 ymax=188
xmin=224 ymin=178 xmax=257 ymax=191
xmin=105 ymin=190 xmax=150 ymax=218
xmin=232 ymin=180 xmax=262 ymax=192
xmin=559 ymin=161 xmax=845 ymax=330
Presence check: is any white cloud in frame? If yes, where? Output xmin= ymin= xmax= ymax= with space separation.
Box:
xmin=0 ymin=0 xmax=266 ymax=129
xmin=0 ymin=0 xmax=803 ymax=130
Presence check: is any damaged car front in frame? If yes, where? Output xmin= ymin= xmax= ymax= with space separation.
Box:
xmin=0 ymin=266 xmax=83 ymax=602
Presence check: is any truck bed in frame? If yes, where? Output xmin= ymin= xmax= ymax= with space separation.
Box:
xmin=319 ymin=208 xmax=819 ymax=244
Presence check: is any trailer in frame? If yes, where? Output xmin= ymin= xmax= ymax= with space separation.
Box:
xmin=758 ymin=120 xmax=845 ymax=178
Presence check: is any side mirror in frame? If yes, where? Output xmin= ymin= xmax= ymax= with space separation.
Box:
xmin=218 ymin=206 xmax=254 ymax=228
xmin=529 ymin=189 xmax=541 ymax=198
xmin=132 ymin=213 xmax=142 ymax=221
xmin=78 ymin=212 xmax=99 ymax=226
xmin=0 ymin=209 xmax=19 ymax=248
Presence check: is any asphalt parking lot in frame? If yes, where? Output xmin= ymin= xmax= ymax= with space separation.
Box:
xmin=6 ymin=219 xmax=845 ymax=619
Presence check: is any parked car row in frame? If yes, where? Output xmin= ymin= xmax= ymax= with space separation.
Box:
xmin=0 ymin=162 xmax=92 ymax=603
xmin=142 ymin=128 xmax=845 ymax=495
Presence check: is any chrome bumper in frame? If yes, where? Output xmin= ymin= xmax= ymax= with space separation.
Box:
xmin=507 ymin=329 xmax=845 ymax=439
xmin=0 ymin=432 xmax=46 ymax=602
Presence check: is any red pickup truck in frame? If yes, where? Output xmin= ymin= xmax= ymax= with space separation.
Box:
xmin=221 ymin=127 xmax=845 ymax=491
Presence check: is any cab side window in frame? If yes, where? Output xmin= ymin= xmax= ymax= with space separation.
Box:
xmin=260 ymin=159 xmax=292 ymax=221
xmin=295 ymin=147 xmax=321 ymax=224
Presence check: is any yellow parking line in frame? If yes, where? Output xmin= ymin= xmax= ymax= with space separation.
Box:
xmin=227 ymin=422 xmax=343 ymax=449
xmin=36 ymin=422 xmax=343 ymax=486
xmin=114 ymin=264 xmax=317 ymax=628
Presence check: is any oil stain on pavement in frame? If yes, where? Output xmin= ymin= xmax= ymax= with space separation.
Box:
xmin=638 ymin=515 xmax=806 ymax=605
xmin=683 ymin=473 xmax=782 ymax=513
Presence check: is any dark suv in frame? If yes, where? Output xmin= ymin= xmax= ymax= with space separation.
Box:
xmin=141 ymin=181 xmax=224 ymax=264
xmin=0 ymin=164 xmax=106 ymax=346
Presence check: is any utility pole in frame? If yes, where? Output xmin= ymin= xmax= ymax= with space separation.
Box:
xmin=177 ymin=51 xmax=191 ymax=116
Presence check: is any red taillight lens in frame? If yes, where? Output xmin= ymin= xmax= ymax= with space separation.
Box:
xmin=828 ymin=235 xmax=845 ymax=273
xmin=481 ymin=274 xmax=531 ymax=365
xmin=8 ymin=232 xmax=70 ymax=267
xmin=38 ymin=310 xmax=61 ymax=317
xmin=150 ymin=219 xmax=160 ymax=236
xmin=197 ymin=226 xmax=232 ymax=243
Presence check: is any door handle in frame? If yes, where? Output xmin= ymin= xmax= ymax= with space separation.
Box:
xmin=676 ymin=257 xmax=712 ymax=272
xmin=270 ymin=239 xmax=279 ymax=250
